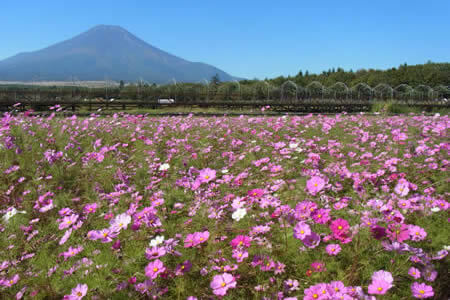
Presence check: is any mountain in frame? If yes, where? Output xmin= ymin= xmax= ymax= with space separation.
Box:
xmin=0 ymin=25 xmax=237 ymax=83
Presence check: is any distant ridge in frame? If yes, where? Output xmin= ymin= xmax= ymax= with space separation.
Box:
xmin=0 ymin=25 xmax=236 ymax=83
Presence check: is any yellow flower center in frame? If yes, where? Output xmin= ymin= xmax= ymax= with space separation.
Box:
xmin=378 ymin=287 xmax=383 ymax=291
xmin=331 ymin=248 xmax=335 ymax=251
xmin=9 ymin=280 xmax=14 ymax=284
xmin=153 ymin=268 xmax=158 ymax=272
xmin=238 ymin=254 xmax=242 ymax=257
xmin=103 ymin=233 xmax=108 ymax=237
xmin=221 ymin=282 xmax=226 ymax=287
xmin=415 ymin=232 xmax=420 ymax=235
xmin=77 ymin=292 xmax=82 ymax=297
xmin=300 ymin=230 xmax=304 ymax=234
xmin=181 ymin=265 xmax=185 ymax=269
xmin=338 ymin=226 xmax=342 ymax=230
xmin=419 ymin=290 xmax=425 ymax=294
xmin=205 ymin=175 xmax=209 ymax=179
xmin=314 ymin=183 xmax=318 ymax=187
xmin=317 ymin=214 xmax=322 ymax=218
xmin=253 ymin=192 xmax=257 ymax=196
xmin=239 ymin=241 xmax=243 ymax=245
xmin=67 ymin=221 xmax=72 ymax=224
xmin=200 ymin=238 xmax=204 ymax=241
xmin=313 ymin=294 xmax=318 ymax=299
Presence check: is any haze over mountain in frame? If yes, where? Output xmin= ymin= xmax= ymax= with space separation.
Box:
xmin=0 ymin=25 xmax=236 ymax=83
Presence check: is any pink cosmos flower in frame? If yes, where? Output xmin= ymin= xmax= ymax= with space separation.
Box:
xmin=68 ymin=283 xmax=88 ymax=300
xmin=409 ymin=225 xmax=427 ymax=241
xmin=145 ymin=259 xmax=165 ymax=279
xmin=394 ymin=179 xmax=410 ymax=197
xmin=1 ymin=274 xmax=19 ymax=287
xmin=98 ymin=228 xmax=118 ymax=243
xmin=83 ymin=203 xmax=98 ymax=214
xmin=293 ymin=222 xmax=311 ymax=240
xmin=328 ymin=281 xmax=345 ymax=295
xmin=368 ymin=280 xmax=392 ymax=295
xmin=59 ymin=228 xmax=73 ymax=245
xmin=371 ymin=270 xmax=394 ymax=284
xmin=408 ymin=267 xmax=421 ymax=279
xmin=210 ymin=273 xmax=236 ymax=296
xmin=60 ymin=245 xmax=83 ymax=261
xmin=198 ymin=168 xmax=216 ymax=184
xmin=325 ymin=244 xmax=341 ymax=256
xmin=306 ymin=176 xmax=325 ymax=195
xmin=232 ymin=249 xmax=249 ymax=262
xmin=304 ymin=283 xmax=329 ymax=300
xmin=230 ymin=235 xmax=251 ymax=249
xmin=184 ymin=233 xmax=195 ymax=248
xmin=59 ymin=214 xmax=79 ymax=230
xmin=411 ymin=282 xmax=434 ymax=298
xmin=193 ymin=231 xmax=210 ymax=245
xmin=145 ymin=246 xmax=166 ymax=260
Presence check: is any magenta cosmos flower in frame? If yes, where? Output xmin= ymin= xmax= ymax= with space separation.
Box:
xmin=230 ymin=235 xmax=251 ymax=249
xmin=411 ymin=282 xmax=434 ymax=298
xmin=306 ymin=176 xmax=325 ymax=195
xmin=248 ymin=188 xmax=264 ymax=198
xmin=210 ymin=273 xmax=236 ymax=296
xmin=198 ymin=168 xmax=216 ymax=183
xmin=330 ymin=218 xmax=349 ymax=237
xmin=68 ymin=283 xmax=88 ymax=300
xmin=145 ymin=259 xmax=166 ymax=279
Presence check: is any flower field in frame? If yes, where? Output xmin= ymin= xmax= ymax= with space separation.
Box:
xmin=0 ymin=112 xmax=449 ymax=299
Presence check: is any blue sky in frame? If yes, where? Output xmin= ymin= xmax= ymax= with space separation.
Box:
xmin=0 ymin=0 xmax=449 ymax=79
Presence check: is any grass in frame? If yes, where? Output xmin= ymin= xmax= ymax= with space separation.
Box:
xmin=0 ymin=113 xmax=448 ymax=299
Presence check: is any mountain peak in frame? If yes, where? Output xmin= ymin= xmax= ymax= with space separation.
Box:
xmin=0 ymin=26 xmax=235 ymax=83
xmin=88 ymin=24 xmax=128 ymax=32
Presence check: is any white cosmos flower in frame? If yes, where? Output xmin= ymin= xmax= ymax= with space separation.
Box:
xmin=150 ymin=235 xmax=165 ymax=247
xmin=159 ymin=163 xmax=170 ymax=171
xmin=289 ymin=143 xmax=298 ymax=149
xmin=430 ymin=207 xmax=440 ymax=212
xmin=232 ymin=208 xmax=247 ymax=222
xmin=221 ymin=169 xmax=229 ymax=174
xmin=110 ymin=213 xmax=131 ymax=230
xmin=2 ymin=208 xmax=26 ymax=223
